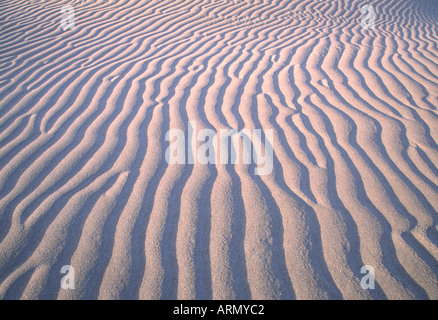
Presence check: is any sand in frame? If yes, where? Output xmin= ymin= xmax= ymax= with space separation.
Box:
xmin=0 ymin=0 xmax=437 ymax=300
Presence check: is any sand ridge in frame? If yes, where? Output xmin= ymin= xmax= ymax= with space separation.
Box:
xmin=0 ymin=0 xmax=437 ymax=299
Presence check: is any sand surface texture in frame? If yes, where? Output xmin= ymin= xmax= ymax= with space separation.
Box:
xmin=0 ymin=0 xmax=437 ymax=299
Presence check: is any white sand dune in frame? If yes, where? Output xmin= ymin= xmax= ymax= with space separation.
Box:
xmin=0 ymin=0 xmax=437 ymax=300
